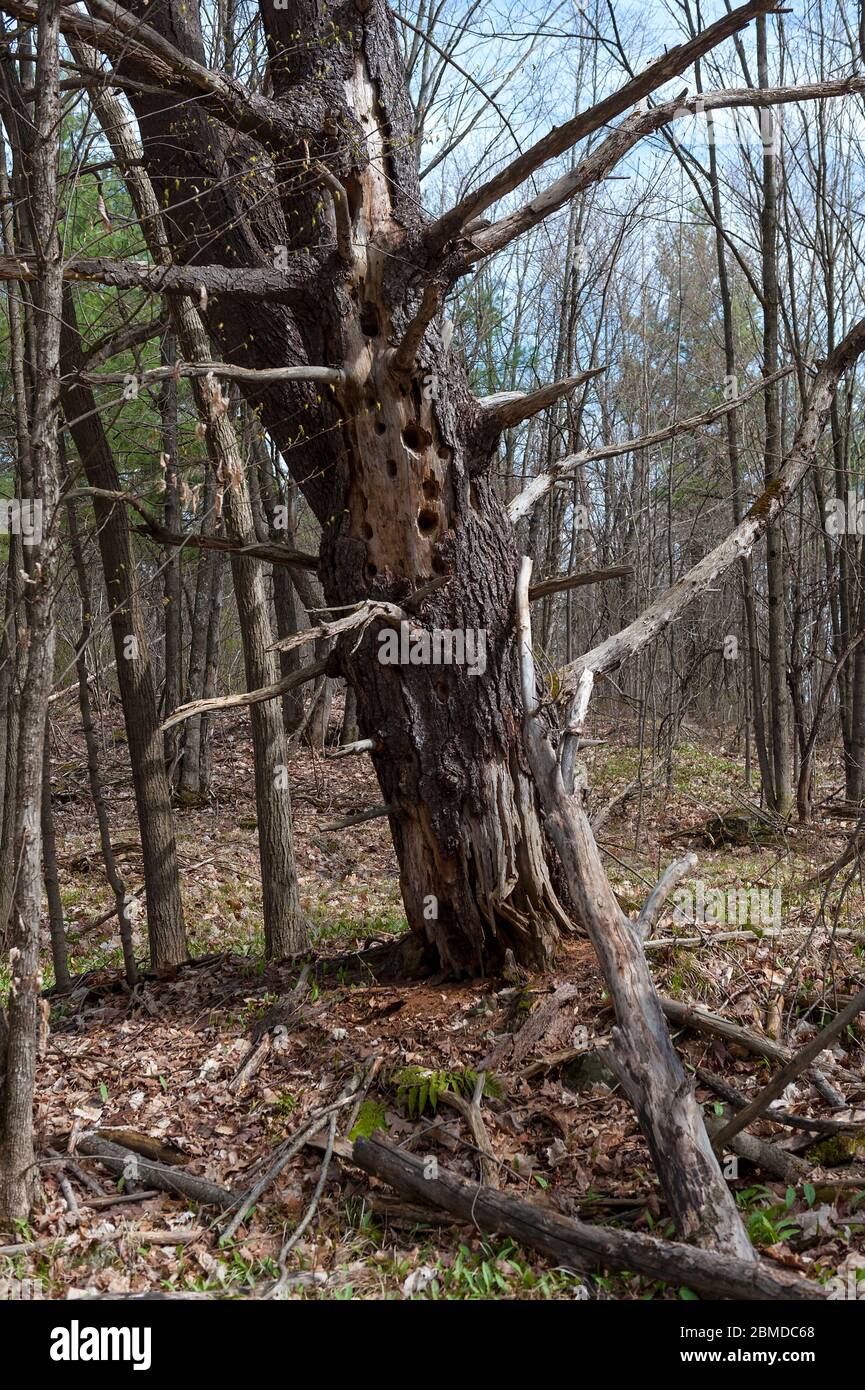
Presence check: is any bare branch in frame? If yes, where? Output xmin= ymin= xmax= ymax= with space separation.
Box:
xmin=313 ymin=163 xmax=354 ymax=266
xmin=469 ymin=75 xmax=865 ymax=261
xmin=507 ymin=366 xmax=793 ymax=522
xmin=712 ymin=984 xmax=865 ymax=1151
xmin=70 ymin=488 xmax=319 ymax=572
xmin=80 ymin=361 xmax=345 ymax=391
xmin=529 ymin=565 xmax=632 ymax=602
xmin=321 ymin=805 xmax=392 ymax=831
xmin=269 ymin=599 xmax=408 ymax=653
xmin=424 ymin=0 xmax=780 ymax=253
xmin=0 ymin=255 xmax=314 ymax=304
xmin=1 ymin=0 xmax=327 ymax=151
xmin=326 ymin=739 xmax=376 ymax=759
xmin=389 ymin=281 xmax=444 ymax=376
xmin=556 ymin=316 xmax=865 ymax=706
xmin=477 ymin=367 xmax=603 ymax=432
xmin=162 ymin=658 xmax=330 ymax=732
xmin=83 ymin=315 xmax=168 ymax=368
xmin=637 ymin=854 xmax=698 ymax=941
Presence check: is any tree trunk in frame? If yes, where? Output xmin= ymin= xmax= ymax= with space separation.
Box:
xmin=119 ymin=0 xmax=569 ymax=973
xmin=178 ymin=465 xmax=221 ymax=799
xmin=65 ymin=480 xmax=139 ymax=986
xmin=160 ymin=333 xmax=183 ymax=778
xmin=68 ymin=47 xmax=307 ymax=960
xmin=59 ymin=292 xmax=188 ymax=970
xmin=41 ymin=727 xmax=70 ymax=993
xmin=0 ymin=0 xmax=62 ymax=1223
xmin=341 ymin=684 xmax=359 ymax=746
xmin=758 ymin=17 xmax=793 ymax=816
xmin=199 ymin=557 xmax=226 ymax=795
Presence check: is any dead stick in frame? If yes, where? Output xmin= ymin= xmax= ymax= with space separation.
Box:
xmin=712 ymin=984 xmax=865 ymax=1150
xmin=696 ymin=1067 xmax=861 ymax=1136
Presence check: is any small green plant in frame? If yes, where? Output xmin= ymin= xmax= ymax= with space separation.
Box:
xmin=390 ymin=1066 xmax=502 ymax=1119
xmin=736 ymin=1185 xmax=801 ymax=1246
xmin=349 ymin=1099 xmax=388 ymax=1140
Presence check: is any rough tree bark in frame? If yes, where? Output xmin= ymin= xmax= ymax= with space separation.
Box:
xmin=0 ymin=0 xmax=62 ymax=1223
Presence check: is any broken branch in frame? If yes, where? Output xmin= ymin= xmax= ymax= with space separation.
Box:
xmin=477 ymin=367 xmax=603 ymax=432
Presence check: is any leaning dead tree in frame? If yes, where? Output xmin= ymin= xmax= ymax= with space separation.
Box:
xmin=4 ymin=0 xmax=865 ymax=1245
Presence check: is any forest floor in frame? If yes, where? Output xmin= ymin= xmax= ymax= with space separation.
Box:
xmin=3 ymin=704 xmax=865 ymax=1300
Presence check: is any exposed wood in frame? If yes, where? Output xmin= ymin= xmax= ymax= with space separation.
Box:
xmin=80 ymin=361 xmax=344 ymax=390
xmin=638 ymin=854 xmax=698 ymax=940
xmin=479 ymin=983 xmax=579 ymax=1072
xmin=516 ymin=557 xmax=755 ymax=1258
xmin=477 ymin=368 xmax=603 ymax=433
xmin=439 ymin=1076 xmax=499 ymax=1188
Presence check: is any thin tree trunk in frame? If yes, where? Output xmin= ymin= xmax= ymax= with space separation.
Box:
xmin=0 ymin=0 xmax=63 ymax=1223
xmin=69 ymin=47 xmax=306 ymax=957
xmin=161 ymin=333 xmax=183 ymax=778
xmin=758 ymin=17 xmax=793 ymax=816
xmin=40 ymin=727 xmax=70 ymax=993
xmin=65 ymin=477 xmax=139 ymax=986
xmin=178 ymin=465 xmax=220 ymax=799
xmin=59 ymin=293 xmax=188 ymax=969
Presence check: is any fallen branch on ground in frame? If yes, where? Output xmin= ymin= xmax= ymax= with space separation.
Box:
xmin=351 ymin=1136 xmax=823 ymax=1300
xmin=638 ymin=854 xmax=698 ymax=939
xmin=73 ymin=1134 xmax=237 ymax=1210
xmin=695 ymin=1068 xmax=862 ymax=1136
xmin=711 ymin=984 xmax=865 ymax=1151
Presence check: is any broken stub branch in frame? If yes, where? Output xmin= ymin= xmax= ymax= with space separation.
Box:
xmin=515 ymin=556 xmax=755 ymax=1260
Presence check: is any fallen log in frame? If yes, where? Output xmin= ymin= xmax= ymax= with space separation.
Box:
xmin=703 ymin=1110 xmax=811 ymax=1184
xmin=352 ymin=1136 xmax=823 ymax=1301
xmin=660 ymin=997 xmax=789 ymax=1061
xmin=516 ymin=557 xmax=752 ymax=1257
xmin=74 ymin=1134 xmax=238 ymax=1210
